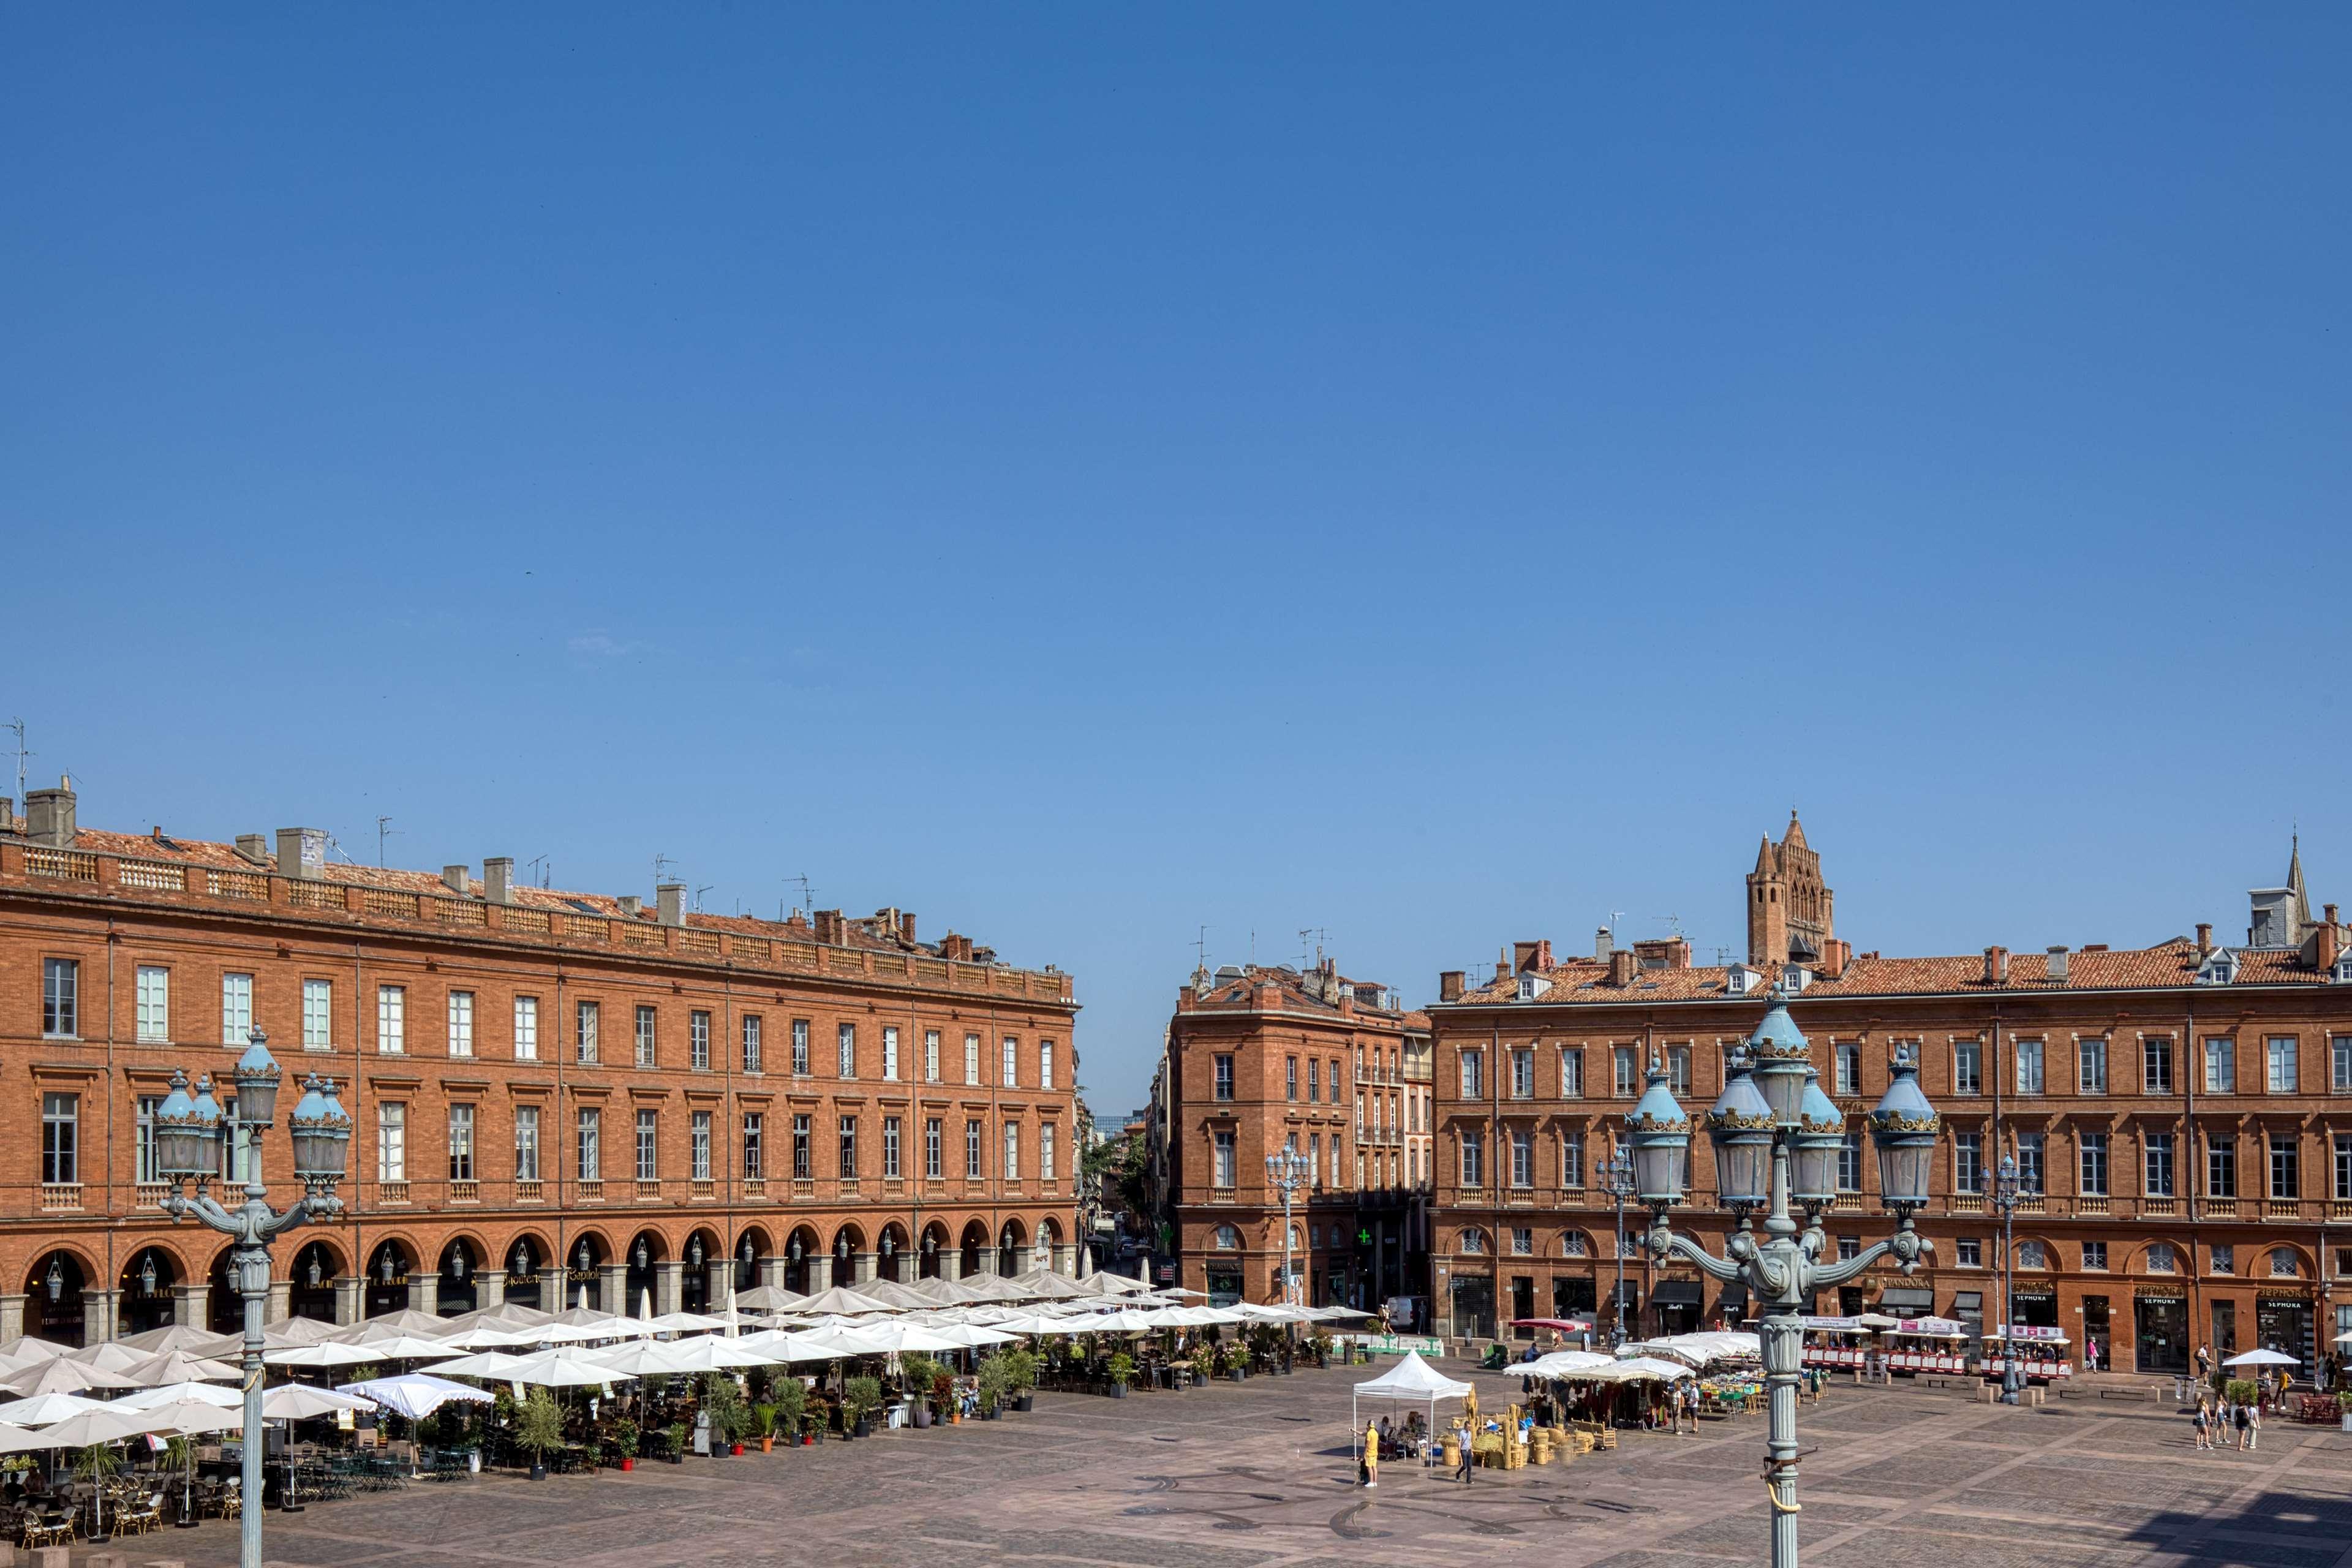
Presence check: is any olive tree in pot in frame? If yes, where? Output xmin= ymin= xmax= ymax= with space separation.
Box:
xmin=1004 ymin=1348 xmax=1038 ymax=1412
xmin=772 ymin=1378 xmax=807 ymax=1449
xmin=840 ymin=1375 xmax=884 ymax=1439
xmin=975 ymin=1352 xmax=1012 ymax=1420
xmin=1106 ymin=1352 xmax=1137 ymax=1399
xmin=701 ymin=1372 xmax=750 ymax=1457
xmin=515 ymin=1387 xmax=565 ymax=1481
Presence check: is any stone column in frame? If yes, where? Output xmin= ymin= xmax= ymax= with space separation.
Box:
xmin=172 ymin=1283 xmax=211 ymax=1329
xmin=540 ymin=1266 xmax=568 ymax=1312
xmin=1052 ymin=1244 xmax=1076 ymax=1278
xmin=81 ymin=1287 xmax=120 ymax=1345
xmin=475 ymin=1268 xmax=507 ymax=1310
xmin=0 ymin=1295 xmax=23 ymax=1342
xmin=852 ymin=1252 xmax=877 ymax=1285
xmin=598 ymin=1262 xmax=629 ymax=1314
xmin=266 ymin=1278 xmax=292 ymax=1324
xmin=758 ymin=1256 xmax=786 ymax=1290
xmin=972 ymin=1248 xmax=996 ymax=1278
xmin=405 ymin=1273 xmax=439 ymax=1315
xmin=940 ymin=1253 xmax=962 ymax=1281
xmin=333 ymin=1275 xmax=363 ymax=1327
xmin=704 ymin=1262 xmax=731 ymax=1306
xmin=654 ymin=1261 xmax=683 ymax=1316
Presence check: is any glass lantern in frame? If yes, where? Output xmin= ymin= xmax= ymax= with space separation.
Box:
xmin=1705 ymin=1052 xmax=1776 ymax=1208
xmin=1744 ymin=995 xmax=1814 ymax=1127
xmin=152 ymin=1069 xmax=217 ymax=1182
xmin=1790 ymin=1068 xmax=1844 ymax=1208
xmin=232 ymin=1031 xmax=284 ymax=1128
xmin=1868 ymin=1044 xmax=1940 ymax=1212
xmin=1624 ymin=1061 xmax=1692 ymax=1208
xmin=288 ymin=1074 xmax=352 ymax=1186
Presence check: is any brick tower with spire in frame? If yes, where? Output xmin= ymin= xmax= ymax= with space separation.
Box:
xmin=1746 ymin=811 xmax=1836 ymax=968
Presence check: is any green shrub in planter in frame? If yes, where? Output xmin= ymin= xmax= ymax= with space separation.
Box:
xmin=515 ymin=1388 xmax=565 ymax=1479
xmin=841 ymin=1374 xmax=884 ymax=1436
xmin=2225 ymin=1379 xmax=2259 ymax=1406
xmin=772 ymin=1377 xmax=806 ymax=1439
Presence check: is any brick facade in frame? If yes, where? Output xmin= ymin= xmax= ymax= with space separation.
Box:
xmin=1431 ymin=822 xmax=2352 ymax=1376
xmin=1159 ymin=959 xmax=1430 ymax=1313
xmin=0 ymin=785 xmax=1081 ymax=1345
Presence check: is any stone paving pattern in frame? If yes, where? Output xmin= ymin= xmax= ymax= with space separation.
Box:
xmin=118 ymin=1363 xmax=2352 ymax=1567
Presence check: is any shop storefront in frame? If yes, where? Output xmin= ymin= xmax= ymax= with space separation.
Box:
xmin=1950 ymin=1289 xmax=1985 ymax=1353
xmin=1879 ymin=1286 xmax=1934 ymax=1322
xmin=1450 ymin=1274 xmax=1496 ymax=1340
xmin=2135 ymin=1292 xmax=2189 ymax=1374
xmin=1653 ymin=1278 xmax=1703 ymax=1336
xmin=2257 ymin=1292 xmax=2315 ymax=1372
xmin=2008 ymin=1285 xmax=2059 ymax=1332
xmin=1552 ymin=1276 xmax=1596 ymax=1321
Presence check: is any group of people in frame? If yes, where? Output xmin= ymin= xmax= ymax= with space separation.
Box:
xmin=2192 ymin=1393 xmax=2263 ymax=1452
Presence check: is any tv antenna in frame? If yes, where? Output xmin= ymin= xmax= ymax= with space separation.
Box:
xmin=693 ymin=884 xmax=714 ymax=912
xmin=4 ymin=719 xmax=28 ymax=810
xmin=375 ymin=816 xmax=399 ymax=867
xmin=1193 ymin=925 xmax=1210 ymax=974
xmin=1297 ymin=927 xmax=1329 ymax=970
xmin=524 ymin=854 xmax=551 ymax=888
xmin=786 ymin=873 xmax=815 ymax=918
xmin=653 ymin=853 xmax=679 ymax=886
xmin=1653 ymin=913 xmax=1683 ymax=936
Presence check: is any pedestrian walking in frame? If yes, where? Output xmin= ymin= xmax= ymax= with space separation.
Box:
xmin=1456 ymin=1429 xmax=1475 ymax=1484
xmin=2192 ymin=1399 xmax=2211 ymax=1451
xmin=2233 ymin=1398 xmax=2251 ymax=1450
xmin=2247 ymin=1396 xmax=2261 ymax=1451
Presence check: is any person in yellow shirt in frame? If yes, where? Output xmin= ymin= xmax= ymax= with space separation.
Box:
xmin=1362 ymin=1419 xmax=1379 ymax=1488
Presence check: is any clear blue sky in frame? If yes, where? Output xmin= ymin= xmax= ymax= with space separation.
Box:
xmin=5 ymin=9 xmax=2346 ymax=1115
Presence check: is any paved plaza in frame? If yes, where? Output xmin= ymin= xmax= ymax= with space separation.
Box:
xmin=121 ymin=1362 xmax=2352 ymax=1568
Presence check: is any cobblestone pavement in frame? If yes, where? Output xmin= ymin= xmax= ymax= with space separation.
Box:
xmin=117 ymin=1364 xmax=2352 ymax=1567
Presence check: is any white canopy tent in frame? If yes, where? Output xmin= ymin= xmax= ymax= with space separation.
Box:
xmin=1351 ymin=1351 xmax=1473 ymax=1468
xmin=336 ymin=1374 xmax=494 ymax=1421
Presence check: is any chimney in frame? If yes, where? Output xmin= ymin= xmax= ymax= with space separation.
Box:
xmin=656 ymin=883 xmax=685 ymax=927
xmin=25 ymin=777 xmax=77 ymax=848
xmin=275 ymin=826 xmax=325 ymax=880
xmin=1594 ymin=927 xmax=1613 ymax=961
xmin=1512 ymin=940 xmax=1551 ymax=974
xmin=442 ymin=864 xmax=471 ymax=896
xmin=483 ymin=857 xmax=514 ymax=905
xmin=1608 ymin=949 xmax=1638 ymax=987
xmin=899 ymin=911 xmax=916 ymax=944
xmin=617 ymin=895 xmax=643 ymax=917
xmin=0 ymin=796 xmax=12 ymax=834
xmin=235 ymin=834 xmax=270 ymax=865
xmin=814 ymin=909 xmax=845 ymax=945
xmin=1816 ymin=938 xmax=1849 ymax=981
xmin=940 ymin=930 xmax=973 ymax=962
xmin=1982 ymin=945 xmax=2008 ymax=985
xmin=1439 ymin=970 xmax=1465 ymax=1003
xmin=2046 ymin=945 xmax=2069 ymax=984
xmin=2318 ymin=922 xmax=2341 ymax=972
xmin=2196 ymin=922 xmax=2213 ymax=956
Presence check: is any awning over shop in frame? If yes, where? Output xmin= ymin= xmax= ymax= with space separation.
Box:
xmin=1654 ymin=1281 xmax=1704 ymax=1306
xmin=1950 ymin=1292 xmax=1984 ymax=1314
xmin=1719 ymin=1283 xmax=1748 ymax=1315
xmin=1877 ymin=1287 xmax=1934 ymax=1313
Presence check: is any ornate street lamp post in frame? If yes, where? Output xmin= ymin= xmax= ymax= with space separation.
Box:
xmin=1632 ymin=990 xmax=1939 ymax=1568
xmin=1265 ymin=1147 xmax=1312 ymax=1308
xmin=1992 ymin=1153 xmax=2022 ymax=1404
xmin=1599 ymin=1146 xmax=1637 ymax=1347
xmin=153 ymin=1031 xmax=350 ymax=1568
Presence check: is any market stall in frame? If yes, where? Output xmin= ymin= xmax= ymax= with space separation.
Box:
xmin=1981 ymin=1327 xmax=2072 ymax=1383
xmin=1882 ymin=1318 xmax=1971 ymax=1376
xmin=1351 ymin=1351 xmax=1471 ymax=1466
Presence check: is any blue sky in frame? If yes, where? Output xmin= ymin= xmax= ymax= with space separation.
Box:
xmin=4 ymin=8 xmax=2346 ymax=1114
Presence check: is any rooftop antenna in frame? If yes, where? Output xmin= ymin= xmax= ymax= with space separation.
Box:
xmin=1653 ymin=913 xmax=1683 ymax=936
xmin=693 ymin=884 xmax=714 ymax=912
xmin=1193 ymin=925 xmax=1210 ymax=974
xmin=524 ymin=854 xmax=551 ymax=888
xmin=4 ymin=718 xmax=28 ymax=809
xmin=653 ymin=853 xmax=678 ymax=886
xmin=787 ymin=873 xmax=815 ymax=918
xmin=375 ymin=815 xmax=399 ymax=867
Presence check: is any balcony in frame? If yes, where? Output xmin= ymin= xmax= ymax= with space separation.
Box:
xmin=2077 ymin=1195 xmax=2111 ymax=1216
xmin=516 ymin=1180 xmax=544 ymax=1204
xmin=691 ymin=1180 xmax=716 ymax=1202
xmin=793 ymin=1177 xmax=816 ymax=1200
xmin=375 ymin=1181 xmax=410 ymax=1207
xmin=39 ymin=1184 xmax=81 ymax=1213
xmin=576 ymin=1180 xmax=603 ymax=1204
xmin=2205 ymin=1197 xmax=2239 ymax=1219
xmin=742 ymin=1177 xmax=766 ymax=1200
xmin=840 ymin=1178 xmax=861 ymax=1198
xmin=136 ymin=1182 xmax=171 ymax=1210
xmin=2267 ymin=1199 xmax=2309 ymax=1221
xmin=635 ymin=1180 xmax=663 ymax=1202
xmin=449 ymin=1180 xmax=480 ymax=1204
xmin=1831 ymin=1193 xmax=1864 ymax=1213
xmin=1951 ymin=1191 xmax=1986 ymax=1215
xmin=2016 ymin=1194 xmax=2046 ymax=1216
xmin=2144 ymin=1196 xmax=2178 ymax=1217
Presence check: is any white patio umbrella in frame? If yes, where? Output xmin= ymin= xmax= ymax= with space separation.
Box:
xmin=503 ymin=1349 xmax=634 ymax=1388
xmin=337 ymin=1309 xmax=451 ymax=1340
xmin=263 ymin=1384 xmax=377 ymax=1420
xmin=115 ymin=1380 xmax=243 ymax=1411
xmin=0 ymin=1337 xmax=73 ymax=1371
xmin=793 ymin=1285 xmax=895 ymax=1316
xmin=113 ymin=1324 xmax=244 ymax=1357
xmin=123 ymin=1349 xmax=244 ymax=1387
xmin=2224 ymin=1348 xmax=2299 ymax=1366
xmin=646 ymin=1311 xmax=733 ymax=1335
xmin=1 ymin=1357 xmax=141 ymax=1396
xmin=733 ymin=1284 xmax=806 ymax=1313
xmin=336 ymin=1374 xmax=492 ymax=1420
xmin=921 ymin=1323 xmax=1020 ymax=1349
xmin=265 ymin=1340 xmax=394 ymax=1369
xmin=434 ymin=1321 xmax=549 ymax=1351
xmin=841 ymin=1322 xmax=964 ymax=1355
xmin=261 ymin=1316 xmax=344 ymax=1351
xmin=0 ymin=1390 xmax=108 ymax=1425
xmin=653 ymin=1336 xmax=780 ymax=1372
xmin=579 ymin=1340 xmax=695 ymax=1379
xmin=428 ymin=1350 xmax=535 ymax=1379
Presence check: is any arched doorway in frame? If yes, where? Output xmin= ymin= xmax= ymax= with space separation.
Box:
xmin=681 ymin=1231 xmax=719 ymax=1314
xmin=365 ymin=1240 xmax=415 ymax=1318
xmin=624 ymin=1232 xmax=665 ymax=1318
xmin=438 ymin=1239 xmax=478 ymax=1317
xmin=505 ymin=1235 xmax=548 ymax=1311
xmin=959 ymin=1221 xmax=988 ymax=1280
xmin=119 ymin=1246 xmax=179 ymax=1336
xmin=290 ymin=1240 xmax=341 ymax=1322
xmin=876 ymin=1224 xmax=908 ymax=1283
xmin=24 ymin=1251 xmax=88 ymax=1347
xmin=919 ymin=1222 xmax=950 ymax=1279
xmin=731 ymin=1227 xmax=769 ymax=1294
xmin=207 ymin=1248 xmax=243 ymax=1335
xmin=997 ymin=1218 xmax=1027 ymax=1278
xmin=830 ymin=1226 xmax=862 ymax=1289
xmin=566 ymin=1233 xmax=608 ymax=1311
xmin=783 ymin=1227 xmax=820 ymax=1294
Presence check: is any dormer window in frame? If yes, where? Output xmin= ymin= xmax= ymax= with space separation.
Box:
xmin=1725 ymin=966 xmax=1755 ymax=997
xmin=1783 ymin=967 xmax=1811 ymax=994
xmin=2197 ymin=951 xmax=2239 ymax=986
xmin=1517 ymin=974 xmax=1551 ymax=1003
xmin=2332 ymin=957 xmax=2352 ymax=985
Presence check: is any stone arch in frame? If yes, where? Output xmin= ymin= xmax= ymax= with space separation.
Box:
xmin=287 ymin=1237 xmax=344 ymax=1322
xmin=501 ymin=1230 xmax=555 ymax=1311
xmin=2122 ymin=1235 xmax=2191 ymax=1276
xmin=729 ymin=1224 xmax=773 ymax=1292
xmin=621 ymin=1229 xmax=669 ymax=1316
xmin=564 ymin=1229 xmax=613 ymax=1311
xmin=2250 ymin=1238 xmax=2318 ymax=1282
xmin=118 ymin=1242 xmax=184 ymax=1337
xmin=364 ymin=1236 xmax=421 ymax=1319
xmin=828 ymin=1223 xmax=866 ymax=1288
xmin=959 ymin=1219 xmax=990 ymax=1280
xmin=437 ymin=1235 xmax=488 ymax=1316
xmin=919 ymin=1220 xmax=952 ymax=1279
xmin=680 ymin=1227 xmax=726 ymax=1311
xmin=23 ymin=1247 xmax=95 ymax=1346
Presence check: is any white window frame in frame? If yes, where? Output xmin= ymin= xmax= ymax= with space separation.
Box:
xmin=514 ymin=995 xmax=539 ymax=1061
xmin=883 ymin=1026 xmax=900 ymax=1082
xmin=221 ymin=973 xmax=254 ymax=1047
xmin=301 ymin=979 xmax=333 ymax=1049
xmin=447 ymin=990 xmax=475 ymax=1058
xmin=514 ymin=1106 xmax=541 ymax=1181
xmin=377 ymin=1103 xmax=407 ymax=1182
xmin=135 ymin=965 xmax=171 ymax=1043
xmin=1001 ymin=1036 xmax=1018 ymax=1088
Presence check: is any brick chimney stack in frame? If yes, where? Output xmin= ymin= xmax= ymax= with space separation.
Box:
xmin=1608 ymin=949 xmax=1638 ymax=987
xmin=1439 ymin=970 xmax=1465 ymax=1003
xmin=1982 ymin=946 xmax=2008 ymax=985
xmin=2196 ymin=922 xmax=2214 ymax=956
xmin=814 ymin=909 xmax=846 ymax=945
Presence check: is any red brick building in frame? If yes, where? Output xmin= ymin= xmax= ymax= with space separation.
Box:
xmin=1431 ymin=816 xmax=2352 ymax=1375
xmin=0 ymin=780 xmax=1082 ymax=1345
xmin=1159 ymin=960 xmax=1431 ymax=1312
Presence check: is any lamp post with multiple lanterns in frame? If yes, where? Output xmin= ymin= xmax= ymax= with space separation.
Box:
xmin=1626 ymin=990 xmax=1940 ymax=1568
xmin=151 ymin=1030 xmax=352 ymax=1568
xmin=1599 ymin=1145 xmax=1637 ymax=1347
xmin=1992 ymin=1152 xmax=2024 ymax=1404
xmin=1265 ymin=1146 xmax=1313 ymax=1307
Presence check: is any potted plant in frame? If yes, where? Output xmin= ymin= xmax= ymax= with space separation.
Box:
xmin=515 ymin=1387 xmax=565 ymax=1481
xmin=701 ymin=1372 xmax=748 ymax=1457
xmin=1106 ymin=1352 xmax=1136 ymax=1400
xmin=773 ymin=1378 xmax=806 ymax=1448
xmin=1005 ymin=1348 xmax=1038 ymax=1412
xmin=842 ymin=1374 xmax=883 ymax=1439
xmin=976 ymin=1352 xmax=1014 ymax=1418
xmin=1191 ymin=1346 xmax=1215 ymax=1387
xmin=902 ymin=1354 xmax=938 ymax=1428
xmin=666 ymin=1420 xmax=689 ymax=1464
xmin=612 ymin=1418 xmax=640 ymax=1471
xmin=74 ymin=1442 xmax=122 ymax=1538
xmin=1219 ymin=1341 xmax=1248 ymax=1382
xmin=752 ymin=1403 xmax=778 ymax=1453
xmin=932 ymin=1369 xmax=957 ymax=1424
